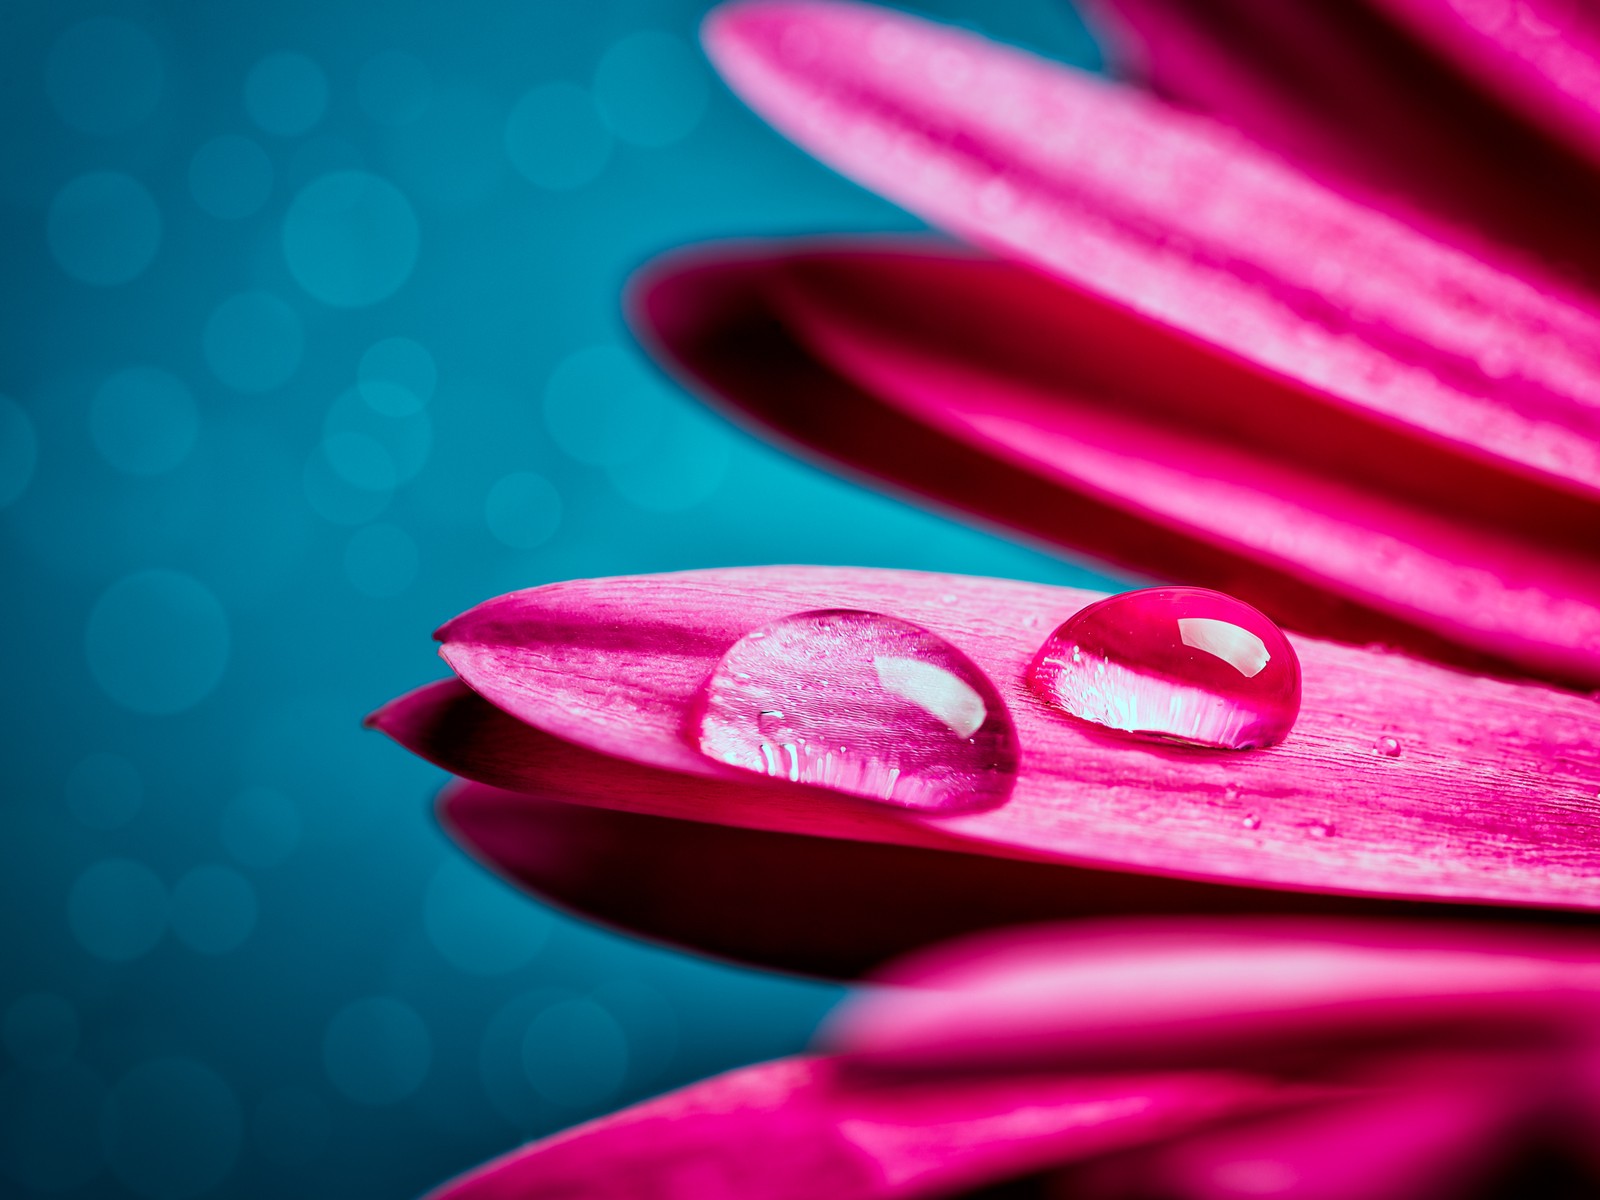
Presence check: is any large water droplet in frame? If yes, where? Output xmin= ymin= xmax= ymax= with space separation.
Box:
xmin=1029 ymin=587 xmax=1301 ymax=750
xmin=691 ymin=609 xmax=1017 ymax=813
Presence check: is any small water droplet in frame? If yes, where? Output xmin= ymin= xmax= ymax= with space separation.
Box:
xmin=1028 ymin=587 xmax=1301 ymax=750
xmin=1306 ymin=819 xmax=1336 ymax=838
xmin=691 ymin=609 xmax=1018 ymax=813
xmin=1241 ymin=812 xmax=1261 ymax=830
xmin=1374 ymin=736 xmax=1402 ymax=758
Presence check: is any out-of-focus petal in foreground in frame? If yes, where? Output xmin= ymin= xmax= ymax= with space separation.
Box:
xmin=430 ymin=919 xmax=1600 ymax=1199
xmin=370 ymin=566 xmax=1600 ymax=977
xmin=626 ymin=1 xmax=1600 ymax=688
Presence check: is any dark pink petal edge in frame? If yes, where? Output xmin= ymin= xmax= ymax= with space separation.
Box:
xmin=417 ymin=566 xmax=1600 ymax=912
xmin=433 ymin=766 xmax=1350 ymax=977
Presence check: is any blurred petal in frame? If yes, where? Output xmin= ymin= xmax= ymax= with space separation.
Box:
xmin=633 ymin=240 xmax=1600 ymax=683
xmin=1375 ymin=0 xmax=1600 ymax=172
xmin=428 ymin=1055 xmax=1281 ymax=1200
xmin=409 ymin=566 xmax=1600 ymax=913
xmin=830 ymin=919 xmax=1600 ymax=1072
xmin=1071 ymin=1081 xmax=1532 ymax=1200
xmin=1081 ymin=0 xmax=1600 ymax=274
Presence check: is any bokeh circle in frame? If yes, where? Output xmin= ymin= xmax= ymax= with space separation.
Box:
xmin=203 ymin=291 xmax=304 ymax=393
xmin=47 ymin=172 xmax=161 ymax=286
xmin=521 ymin=998 xmax=627 ymax=1110
xmin=102 ymin=1058 xmax=242 ymax=1199
xmin=170 ymin=865 xmax=258 ymax=954
xmin=484 ymin=472 xmax=562 ymax=549
xmin=322 ymin=997 xmax=431 ymax=1105
xmin=46 ymin=18 xmax=163 ymax=136
xmin=358 ymin=51 xmax=431 ymax=126
xmin=67 ymin=859 xmax=168 ymax=962
xmin=85 ymin=570 xmax=230 ymax=715
xmin=90 ymin=367 xmax=198 ymax=475
xmin=505 ymin=83 xmax=611 ymax=190
xmin=423 ymin=858 xmax=551 ymax=976
xmin=244 ymin=52 xmax=328 ymax=137
xmin=594 ymin=31 xmax=709 ymax=148
xmin=282 ymin=171 xmax=419 ymax=307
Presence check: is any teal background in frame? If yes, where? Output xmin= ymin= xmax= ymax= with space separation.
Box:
xmin=0 ymin=2 xmax=1109 ymax=1195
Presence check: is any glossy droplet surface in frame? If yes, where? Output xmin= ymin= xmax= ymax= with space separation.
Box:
xmin=1375 ymin=736 xmax=1402 ymax=757
xmin=1029 ymin=587 xmax=1301 ymax=750
xmin=691 ymin=609 xmax=1018 ymax=813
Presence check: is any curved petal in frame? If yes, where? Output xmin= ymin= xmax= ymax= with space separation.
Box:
xmin=427 ymin=1055 xmax=1282 ymax=1200
xmin=631 ymin=239 xmax=1600 ymax=684
xmin=374 ymin=683 xmax=1551 ymax=975
xmin=1079 ymin=0 xmax=1600 ymax=276
xmin=829 ymin=919 xmax=1600 ymax=1073
xmin=702 ymin=2 xmax=1600 ymax=504
xmin=411 ymin=566 xmax=1600 ymax=913
xmin=1374 ymin=0 xmax=1600 ymax=173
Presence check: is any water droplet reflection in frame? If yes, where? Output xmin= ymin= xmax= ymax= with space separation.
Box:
xmin=691 ymin=609 xmax=1017 ymax=813
xmin=1029 ymin=587 xmax=1301 ymax=750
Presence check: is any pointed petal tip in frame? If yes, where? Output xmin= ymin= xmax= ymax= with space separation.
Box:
xmin=365 ymin=677 xmax=473 ymax=750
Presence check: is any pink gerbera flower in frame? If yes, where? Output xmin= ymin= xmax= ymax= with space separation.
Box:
xmin=371 ymin=1 xmax=1600 ymax=1194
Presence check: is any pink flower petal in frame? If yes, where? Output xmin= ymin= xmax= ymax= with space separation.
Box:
xmin=376 ymin=684 xmax=1522 ymax=974
xmin=438 ymin=774 xmax=1337 ymax=976
xmin=421 ymin=566 xmax=1600 ymax=912
xmin=829 ymin=919 xmax=1600 ymax=1073
xmin=1375 ymin=0 xmax=1600 ymax=173
xmin=634 ymin=240 xmax=1600 ymax=683
xmin=1073 ymin=1081 xmax=1531 ymax=1200
xmin=427 ymin=1055 xmax=1280 ymax=1200
xmin=700 ymin=3 xmax=1600 ymax=511
xmin=1080 ymin=0 xmax=1600 ymax=275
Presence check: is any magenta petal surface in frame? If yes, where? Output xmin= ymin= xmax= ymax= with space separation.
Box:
xmin=427 ymin=1055 xmax=1278 ymax=1200
xmin=427 ymin=567 xmax=1600 ymax=912
xmin=634 ymin=238 xmax=1600 ymax=687
xmin=1029 ymin=586 xmax=1301 ymax=749
xmin=1131 ymin=1084 xmax=1525 ymax=1200
xmin=703 ymin=2 xmax=1600 ymax=508
xmin=1079 ymin=0 xmax=1600 ymax=280
xmin=1375 ymin=0 xmax=1600 ymax=172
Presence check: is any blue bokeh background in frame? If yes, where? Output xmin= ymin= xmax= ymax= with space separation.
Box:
xmin=0 ymin=2 xmax=1111 ymax=1195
